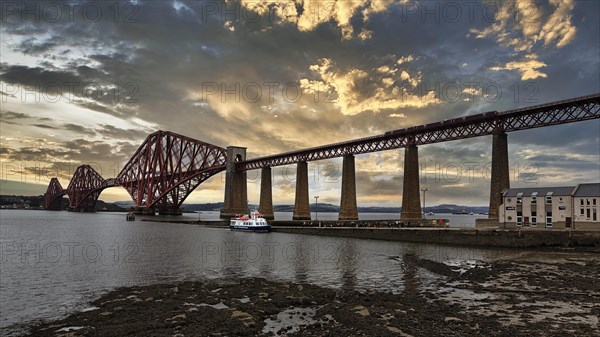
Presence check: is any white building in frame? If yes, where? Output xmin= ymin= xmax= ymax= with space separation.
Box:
xmin=573 ymin=184 xmax=600 ymax=226
xmin=498 ymin=183 xmax=599 ymax=230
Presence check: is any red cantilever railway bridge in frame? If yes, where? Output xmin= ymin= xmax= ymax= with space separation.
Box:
xmin=44 ymin=93 xmax=600 ymax=217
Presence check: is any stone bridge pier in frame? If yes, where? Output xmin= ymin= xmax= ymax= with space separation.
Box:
xmin=339 ymin=155 xmax=359 ymax=220
xmin=293 ymin=161 xmax=311 ymax=220
xmin=223 ymin=133 xmax=511 ymax=224
xmin=401 ymin=145 xmax=422 ymax=221
xmin=220 ymin=146 xmax=249 ymax=219
xmin=488 ymin=131 xmax=510 ymax=220
xmin=258 ymin=167 xmax=274 ymax=220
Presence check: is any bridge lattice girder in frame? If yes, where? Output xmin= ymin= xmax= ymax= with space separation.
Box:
xmin=117 ymin=130 xmax=227 ymax=210
xmin=66 ymin=165 xmax=114 ymax=210
xmin=238 ymin=93 xmax=600 ymax=170
xmin=44 ymin=178 xmax=66 ymax=210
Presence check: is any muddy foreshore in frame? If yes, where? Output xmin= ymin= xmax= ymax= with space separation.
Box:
xmin=23 ymin=254 xmax=600 ymax=337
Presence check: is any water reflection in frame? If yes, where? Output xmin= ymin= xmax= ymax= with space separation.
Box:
xmin=401 ymin=253 xmax=419 ymax=298
xmin=291 ymin=236 xmax=310 ymax=283
xmin=339 ymin=239 xmax=357 ymax=291
xmin=0 ymin=210 xmax=573 ymax=332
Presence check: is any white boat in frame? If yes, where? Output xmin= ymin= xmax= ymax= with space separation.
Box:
xmin=230 ymin=211 xmax=271 ymax=232
xmin=427 ymin=211 xmax=434 ymax=216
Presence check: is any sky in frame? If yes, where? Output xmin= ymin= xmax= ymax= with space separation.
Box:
xmin=0 ymin=0 xmax=599 ymax=207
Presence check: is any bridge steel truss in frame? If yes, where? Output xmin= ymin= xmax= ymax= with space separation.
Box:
xmin=237 ymin=93 xmax=600 ymax=171
xmin=45 ymin=93 xmax=599 ymax=215
xmin=49 ymin=131 xmax=227 ymax=213
xmin=44 ymin=178 xmax=66 ymax=210
xmin=65 ymin=165 xmax=116 ymax=211
xmin=117 ymin=130 xmax=227 ymax=212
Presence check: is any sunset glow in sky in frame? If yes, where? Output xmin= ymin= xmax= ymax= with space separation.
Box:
xmin=1 ymin=0 xmax=599 ymax=207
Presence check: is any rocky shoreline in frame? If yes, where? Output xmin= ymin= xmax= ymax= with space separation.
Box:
xmin=21 ymin=252 xmax=600 ymax=337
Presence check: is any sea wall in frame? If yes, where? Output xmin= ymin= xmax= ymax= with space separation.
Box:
xmin=270 ymin=227 xmax=600 ymax=248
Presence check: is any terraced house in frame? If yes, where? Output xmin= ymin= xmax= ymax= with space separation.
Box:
xmin=498 ymin=183 xmax=600 ymax=230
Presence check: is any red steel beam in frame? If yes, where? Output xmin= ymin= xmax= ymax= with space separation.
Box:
xmin=117 ymin=130 xmax=227 ymax=209
xmin=66 ymin=165 xmax=109 ymax=210
xmin=237 ymin=93 xmax=600 ymax=171
xmin=44 ymin=177 xmax=66 ymax=210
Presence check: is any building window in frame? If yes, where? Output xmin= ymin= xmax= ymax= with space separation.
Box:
xmin=531 ymin=196 xmax=537 ymax=205
xmin=580 ymin=199 xmax=584 ymax=206
xmin=546 ymin=212 xmax=552 ymax=227
xmin=594 ymin=209 xmax=597 ymax=222
xmin=581 ymin=208 xmax=585 ymax=215
xmin=545 ymin=196 xmax=552 ymax=204
xmin=587 ymin=199 xmax=590 ymax=206
xmin=587 ymin=209 xmax=591 ymax=219
xmin=531 ymin=217 xmax=537 ymax=226
xmin=517 ymin=194 xmax=523 ymax=205
xmin=516 ymin=211 xmax=523 ymax=226
xmin=594 ymin=199 xmax=597 ymax=206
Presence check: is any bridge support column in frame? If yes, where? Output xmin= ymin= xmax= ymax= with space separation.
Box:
xmin=401 ymin=145 xmax=422 ymax=221
xmin=339 ymin=155 xmax=358 ymax=220
xmin=133 ymin=208 xmax=155 ymax=215
xmin=220 ymin=146 xmax=249 ymax=219
xmin=488 ymin=132 xmax=509 ymax=219
xmin=45 ymin=197 xmax=63 ymax=211
xmin=158 ymin=208 xmax=183 ymax=216
xmin=68 ymin=206 xmax=95 ymax=213
xmin=293 ymin=161 xmax=311 ymax=220
xmin=259 ymin=167 xmax=274 ymax=220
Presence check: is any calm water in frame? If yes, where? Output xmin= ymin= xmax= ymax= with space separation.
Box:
xmin=182 ymin=211 xmax=486 ymax=227
xmin=0 ymin=210 xmax=504 ymax=334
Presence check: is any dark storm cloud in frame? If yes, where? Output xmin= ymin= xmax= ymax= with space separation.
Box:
xmin=4 ymin=139 xmax=130 ymax=164
xmin=1 ymin=111 xmax=29 ymax=120
xmin=32 ymin=124 xmax=55 ymax=129
xmin=524 ymin=154 xmax=599 ymax=170
xmin=0 ymin=65 xmax=81 ymax=86
xmin=17 ymin=37 xmax=58 ymax=55
xmin=0 ymin=111 xmax=51 ymax=121
xmin=3 ymin=146 xmax=75 ymax=162
xmin=1 ymin=0 xmax=598 ymax=203
xmin=96 ymin=124 xmax=151 ymax=141
xmin=0 ymin=111 xmax=53 ymax=126
xmin=62 ymin=123 xmax=96 ymax=134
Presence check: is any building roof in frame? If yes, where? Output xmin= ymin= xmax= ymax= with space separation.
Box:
xmin=573 ymin=183 xmax=600 ymax=197
xmin=501 ymin=186 xmax=575 ymax=197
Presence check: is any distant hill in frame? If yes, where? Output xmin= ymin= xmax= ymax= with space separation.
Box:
xmin=2 ymin=195 xmax=487 ymax=214
xmin=181 ymin=202 xmax=487 ymax=213
xmin=0 ymin=195 xmax=126 ymax=211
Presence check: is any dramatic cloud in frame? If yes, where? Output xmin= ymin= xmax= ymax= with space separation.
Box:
xmin=489 ymin=54 xmax=548 ymax=80
xmin=300 ymin=57 xmax=438 ymax=115
xmin=0 ymin=0 xmax=598 ymax=206
xmin=240 ymin=0 xmax=397 ymax=40
xmin=471 ymin=0 xmax=577 ymax=80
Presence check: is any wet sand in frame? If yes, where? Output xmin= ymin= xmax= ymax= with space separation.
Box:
xmin=24 ymin=252 xmax=600 ymax=336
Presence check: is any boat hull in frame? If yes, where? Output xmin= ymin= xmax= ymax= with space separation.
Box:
xmin=229 ymin=225 xmax=271 ymax=233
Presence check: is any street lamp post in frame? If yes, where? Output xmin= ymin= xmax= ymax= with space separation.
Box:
xmin=314 ymin=196 xmax=319 ymax=221
xmin=421 ymin=188 xmax=428 ymax=216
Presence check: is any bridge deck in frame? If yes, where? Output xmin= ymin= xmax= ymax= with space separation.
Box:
xmin=237 ymin=93 xmax=600 ymax=171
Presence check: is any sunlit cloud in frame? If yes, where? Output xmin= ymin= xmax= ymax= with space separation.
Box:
xmin=471 ymin=0 xmax=577 ymax=80
xmin=240 ymin=0 xmax=398 ymax=40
